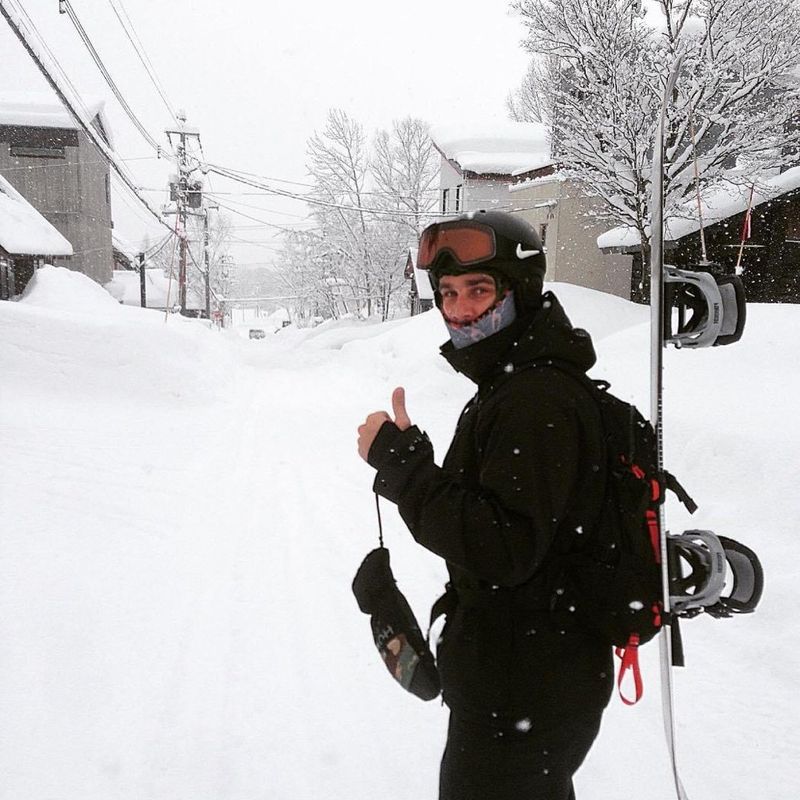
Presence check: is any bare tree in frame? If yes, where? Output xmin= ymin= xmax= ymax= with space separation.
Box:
xmin=184 ymin=210 xmax=233 ymax=312
xmin=275 ymin=226 xmax=374 ymax=323
xmin=307 ymin=109 xmax=378 ymax=316
xmin=289 ymin=110 xmax=440 ymax=322
xmin=373 ymin=117 xmax=440 ymax=238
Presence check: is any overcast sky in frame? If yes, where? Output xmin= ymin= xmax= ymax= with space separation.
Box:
xmin=0 ymin=0 xmax=532 ymax=268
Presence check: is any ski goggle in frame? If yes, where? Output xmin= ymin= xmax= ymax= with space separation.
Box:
xmin=417 ymin=220 xmax=496 ymax=270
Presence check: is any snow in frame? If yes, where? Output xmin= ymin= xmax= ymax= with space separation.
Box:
xmin=0 ymin=174 xmax=73 ymax=256
xmin=1 ymin=267 xmax=798 ymax=799
xmin=598 ymin=166 xmax=800 ymax=250
xmin=0 ymin=91 xmax=112 ymax=144
xmin=22 ymin=264 xmax=121 ymax=311
xmin=407 ymin=248 xmax=434 ymax=301
xmin=105 ymin=268 xmax=204 ymax=310
xmin=639 ymin=0 xmax=706 ymax=36
xmin=430 ymin=121 xmax=552 ymax=175
xmin=509 ymin=171 xmax=566 ymax=193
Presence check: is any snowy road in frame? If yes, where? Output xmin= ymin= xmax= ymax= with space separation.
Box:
xmin=2 ymin=268 xmax=798 ymax=799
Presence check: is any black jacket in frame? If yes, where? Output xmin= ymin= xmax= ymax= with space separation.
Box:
xmin=368 ymin=293 xmax=613 ymax=722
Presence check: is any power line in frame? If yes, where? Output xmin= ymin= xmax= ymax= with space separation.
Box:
xmin=60 ymin=0 xmax=165 ymax=155
xmin=143 ymin=231 xmax=175 ymax=258
xmin=226 ymin=234 xmax=283 ymax=250
xmin=206 ymin=164 xmax=550 ymax=227
xmin=204 ymin=192 xmax=311 ymax=221
xmin=0 ymin=154 xmax=167 ymax=173
xmin=105 ymin=0 xmax=178 ymax=123
xmin=7 ymin=0 xmax=98 ymax=124
xmin=204 ymin=162 xmax=443 ymax=196
xmin=210 ymin=197 xmax=314 ymax=235
xmin=111 ymin=177 xmax=168 ymax=230
xmin=205 ymin=162 xmax=445 ymax=220
xmin=0 ymin=0 xmax=171 ymax=231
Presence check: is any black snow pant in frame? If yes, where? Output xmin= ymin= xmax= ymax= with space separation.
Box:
xmin=439 ymin=708 xmax=603 ymax=800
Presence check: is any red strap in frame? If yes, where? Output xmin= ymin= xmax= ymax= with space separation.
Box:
xmin=645 ymin=509 xmax=661 ymax=563
xmin=615 ymin=634 xmax=643 ymax=705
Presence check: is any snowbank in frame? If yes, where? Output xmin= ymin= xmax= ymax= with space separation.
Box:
xmin=22 ymin=264 xmax=121 ymax=312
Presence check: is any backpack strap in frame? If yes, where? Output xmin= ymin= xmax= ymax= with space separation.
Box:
xmin=615 ymin=634 xmax=644 ymax=705
xmin=664 ymin=471 xmax=698 ymax=514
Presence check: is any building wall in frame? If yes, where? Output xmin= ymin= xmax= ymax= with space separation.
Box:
xmin=438 ymin=157 xmax=519 ymax=216
xmin=667 ymin=192 xmax=800 ymax=302
xmin=0 ymin=123 xmax=113 ymax=285
xmin=512 ymin=178 xmax=632 ymax=298
xmin=437 ymin=154 xmax=632 ymax=298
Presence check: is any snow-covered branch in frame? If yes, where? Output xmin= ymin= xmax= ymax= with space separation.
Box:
xmin=511 ymin=0 xmax=800 ymax=246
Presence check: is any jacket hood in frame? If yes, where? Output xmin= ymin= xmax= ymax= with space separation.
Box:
xmin=440 ymin=291 xmax=596 ymax=385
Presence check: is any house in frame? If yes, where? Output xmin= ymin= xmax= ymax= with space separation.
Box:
xmin=404 ymin=248 xmax=434 ymax=315
xmin=432 ymin=121 xmax=552 ymax=215
xmin=0 ymin=172 xmax=73 ymax=300
xmin=429 ymin=122 xmax=633 ymax=299
xmin=509 ymin=171 xmax=633 ymax=298
xmin=112 ymin=234 xmax=135 ymax=272
xmin=0 ymin=93 xmax=114 ymax=291
xmin=598 ymin=167 xmax=800 ymax=302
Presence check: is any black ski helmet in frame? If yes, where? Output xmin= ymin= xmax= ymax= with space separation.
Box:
xmin=422 ymin=209 xmax=547 ymax=314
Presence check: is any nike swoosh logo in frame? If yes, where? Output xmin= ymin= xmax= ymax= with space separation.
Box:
xmin=516 ymin=244 xmax=541 ymax=259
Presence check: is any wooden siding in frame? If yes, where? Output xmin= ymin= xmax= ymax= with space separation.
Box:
xmin=0 ymin=123 xmax=113 ymax=285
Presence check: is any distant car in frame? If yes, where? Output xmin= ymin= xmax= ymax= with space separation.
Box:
xmin=248 ymin=329 xmax=266 ymax=340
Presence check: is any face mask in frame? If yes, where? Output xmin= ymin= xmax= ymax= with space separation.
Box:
xmin=445 ymin=291 xmax=517 ymax=349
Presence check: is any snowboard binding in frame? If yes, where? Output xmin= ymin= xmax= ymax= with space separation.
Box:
xmin=668 ymin=530 xmax=764 ymax=619
xmin=664 ymin=266 xmax=747 ymax=348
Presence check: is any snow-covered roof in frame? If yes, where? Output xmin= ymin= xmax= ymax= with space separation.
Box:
xmin=430 ymin=121 xmax=552 ymax=176
xmin=0 ymin=173 xmax=73 ymax=257
xmin=598 ymin=166 xmax=800 ymax=251
xmin=508 ymin=172 xmax=566 ymax=193
xmin=0 ymin=92 xmax=113 ymax=146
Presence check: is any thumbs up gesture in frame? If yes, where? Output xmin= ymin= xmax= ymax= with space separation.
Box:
xmin=357 ymin=387 xmax=413 ymax=462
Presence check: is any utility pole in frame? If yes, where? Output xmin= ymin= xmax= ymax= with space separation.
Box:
xmin=137 ymin=251 xmax=147 ymax=308
xmin=203 ymin=208 xmax=211 ymax=320
xmin=178 ymin=131 xmax=188 ymax=314
xmin=165 ymin=112 xmax=202 ymax=316
xmin=203 ymin=203 xmax=219 ymax=321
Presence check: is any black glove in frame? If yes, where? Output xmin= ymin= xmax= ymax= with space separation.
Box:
xmin=352 ymin=547 xmax=440 ymax=701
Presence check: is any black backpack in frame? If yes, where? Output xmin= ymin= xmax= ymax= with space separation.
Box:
xmin=532 ymin=360 xmax=697 ymax=704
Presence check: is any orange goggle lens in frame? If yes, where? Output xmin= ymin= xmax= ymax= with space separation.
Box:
xmin=417 ymin=222 xmax=496 ymax=270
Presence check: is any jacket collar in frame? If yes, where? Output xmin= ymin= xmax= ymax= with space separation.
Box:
xmin=439 ymin=292 xmax=597 ymax=385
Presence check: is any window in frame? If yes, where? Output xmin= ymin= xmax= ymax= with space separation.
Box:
xmin=455 ymin=184 xmax=463 ymax=212
xmin=10 ymin=144 xmax=65 ymax=159
xmin=441 ymin=188 xmax=450 ymax=214
xmin=540 ymin=223 xmax=548 ymax=247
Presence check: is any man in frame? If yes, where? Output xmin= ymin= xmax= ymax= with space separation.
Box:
xmin=357 ymin=210 xmax=612 ymax=800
